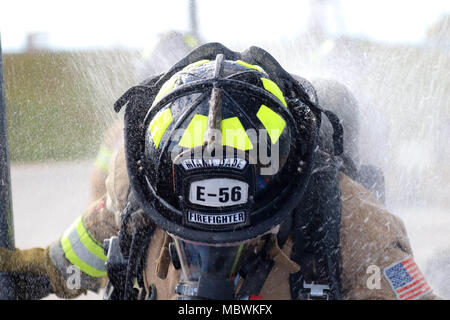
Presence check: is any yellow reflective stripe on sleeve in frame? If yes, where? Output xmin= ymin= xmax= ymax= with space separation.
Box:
xmin=94 ymin=145 xmax=113 ymax=173
xmin=178 ymin=114 xmax=208 ymax=148
xmin=183 ymin=59 xmax=210 ymax=71
xmin=61 ymin=216 xmax=107 ymax=278
xmin=235 ymin=60 xmax=264 ymax=72
xmin=61 ymin=240 xmax=106 ymax=278
xmin=149 ymin=108 xmax=173 ymax=148
xmin=261 ymin=78 xmax=287 ymax=107
xmin=152 ymin=75 xmax=178 ymax=107
xmin=74 ymin=217 xmax=107 ymax=262
xmin=221 ymin=117 xmax=254 ymax=151
xmin=257 ymin=105 xmax=286 ymax=144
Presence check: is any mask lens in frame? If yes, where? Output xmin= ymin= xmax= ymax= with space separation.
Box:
xmin=174 ymin=238 xmax=258 ymax=283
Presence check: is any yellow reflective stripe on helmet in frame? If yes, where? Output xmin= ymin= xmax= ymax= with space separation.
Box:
xmin=261 ymin=78 xmax=287 ymax=108
xmin=221 ymin=117 xmax=254 ymax=151
xmin=257 ymin=105 xmax=286 ymax=144
xmin=94 ymin=145 xmax=113 ymax=173
xmin=152 ymin=75 xmax=178 ymax=107
xmin=183 ymin=59 xmax=210 ymax=71
xmin=235 ymin=60 xmax=264 ymax=73
xmin=178 ymin=114 xmax=208 ymax=148
xmin=61 ymin=216 xmax=107 ymax=278
xmin=149 ymin=108 xmax=173 ymax=148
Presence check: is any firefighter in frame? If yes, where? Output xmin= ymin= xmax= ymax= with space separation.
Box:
xmin=0 ymin=43 xmax=440 ymax=300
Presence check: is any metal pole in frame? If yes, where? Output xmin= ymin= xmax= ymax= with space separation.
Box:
xmin=0 ymin=34 xmax=17 ymax=300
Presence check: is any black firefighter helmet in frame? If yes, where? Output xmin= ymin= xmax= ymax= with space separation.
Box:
xmin=113 ymin=43 xmax=340 ymax=299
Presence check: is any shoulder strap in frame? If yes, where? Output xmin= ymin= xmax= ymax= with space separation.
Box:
xmin=235 ymin=215 xmax=294 ymax=300
xmin=289 ymin=150 xmax=342 ymax=300
xmin=104 ymin=188 xmax=156 ymax=300
xmin=235 ymin=249 xmax=275 ymax=299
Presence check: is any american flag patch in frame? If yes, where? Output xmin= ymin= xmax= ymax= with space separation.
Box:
xmin=383 ymin=256 xmax=431 ymax=300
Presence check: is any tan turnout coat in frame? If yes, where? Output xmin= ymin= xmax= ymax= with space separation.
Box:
xmin=51 ymin=141 xmax=439 ymax=300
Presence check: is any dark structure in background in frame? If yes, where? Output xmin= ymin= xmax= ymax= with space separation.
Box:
xmin=0 ymin=36 xmax=17 ymax=299
xmin=188 ymin=0 xmax=199 ymax=39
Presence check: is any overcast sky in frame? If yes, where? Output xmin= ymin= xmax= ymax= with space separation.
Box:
xmin=0 ymin=0 xmax=449 ymax=52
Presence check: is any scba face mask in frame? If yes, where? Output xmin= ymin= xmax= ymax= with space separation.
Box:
xmin=172 ymin=236 xmax=270 ymax=300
